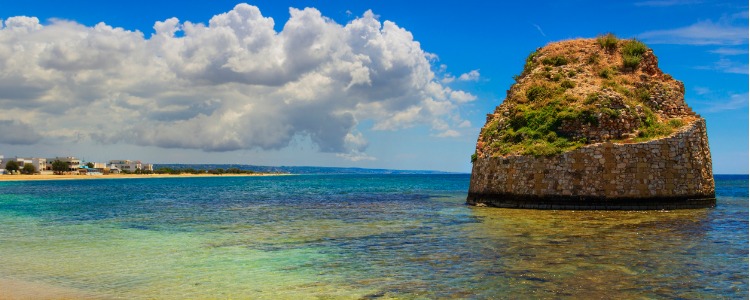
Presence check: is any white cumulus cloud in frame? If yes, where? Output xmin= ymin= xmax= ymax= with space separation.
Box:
xmin=450 ymin=90 xmax=477 ymax=103
xmin=435 ymin=129 xmax=460 ymax=138
xmin=458 ymin=69 xmax=480 ymax=81
xmin=0 ymin=4 xmax=474 ymax=159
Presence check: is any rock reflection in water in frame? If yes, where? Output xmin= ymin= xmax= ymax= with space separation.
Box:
xmin=463 ymin=207 xmax=744 ymax=298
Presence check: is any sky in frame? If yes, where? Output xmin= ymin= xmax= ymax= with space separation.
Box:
xmin=0 ymin=0 xmax=747 ymax=173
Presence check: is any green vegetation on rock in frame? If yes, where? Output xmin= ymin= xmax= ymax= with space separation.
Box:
xmin=560 ymin=80 xmax=575 ymax=89
xmin=524 ymin=50 xmax=539 ymax=73
xmin=621 ymin=39 xmax=648 ymax=70
xmin=596 ymin=33 xmax=618 ymax=52
xmin=599 ymin=67 xmax=616 ymax=79
xmin=668 ymin=118 xmax=685 ymax=128
xmin=477 ymin=35 xmax=691 ymax=158
xmin=541 ymin=55 xmax=569 ymax=66
xmin=602 ymin=80 xmax=631 ymax=97
xmin=482 ymin=101 xmax=596 ymax=156
xmin=633 ymin=105 xmax=673 ymax=141
xmin=525 ymin=84 xmax=563 ymax=102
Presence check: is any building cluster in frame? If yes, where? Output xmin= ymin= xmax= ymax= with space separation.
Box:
xmin=0 ymin=155 xmax=154 ymax=175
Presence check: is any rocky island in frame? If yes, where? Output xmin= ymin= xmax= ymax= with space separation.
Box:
xmin=468 ymin=34 xmax=715 ymax=209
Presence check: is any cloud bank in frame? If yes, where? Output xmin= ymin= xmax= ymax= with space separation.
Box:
xmin=0 ymin=120 xmax=43 ymax=145
xmin=0 ymin=4 xmax=475 ymax=159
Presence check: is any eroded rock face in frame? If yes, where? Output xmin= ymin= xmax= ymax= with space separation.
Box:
xmin=469 ymin=37 xmax=715 ymax=209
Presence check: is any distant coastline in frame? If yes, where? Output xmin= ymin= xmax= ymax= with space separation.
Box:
xmin=155 ymin=164 xmax=465 ymax=175
xmin=0 ymin=173 xmax=287 ymax=181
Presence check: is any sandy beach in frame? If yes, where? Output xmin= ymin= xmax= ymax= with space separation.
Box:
xmin=0 ymin=173 xmax=285 ymax=181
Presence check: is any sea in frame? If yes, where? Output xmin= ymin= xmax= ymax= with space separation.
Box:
xmin=0 ymin=174 xmax=746 ymax=299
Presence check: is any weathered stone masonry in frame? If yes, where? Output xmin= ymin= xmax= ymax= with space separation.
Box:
xmin=467 ymin=119 xmax=715 ymax=209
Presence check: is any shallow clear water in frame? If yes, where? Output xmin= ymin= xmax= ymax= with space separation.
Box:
xmin=0 ymin=174 xmax=746 ymax=299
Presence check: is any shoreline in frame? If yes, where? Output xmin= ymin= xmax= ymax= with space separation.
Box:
xmin=0 ymin=173 xmax=288 ymax=182
xmin=0 ymin=278 xmax=104 ymax=300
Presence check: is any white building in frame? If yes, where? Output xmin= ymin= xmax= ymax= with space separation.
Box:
xmin=0 ymin=157 xmax=46 ymax=173
xmin=25 ymin=158 xmax=46 ymax=172
xmin=109 ymin=160 xmax=154 ymax=173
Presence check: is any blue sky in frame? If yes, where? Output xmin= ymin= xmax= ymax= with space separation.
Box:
xmin=0 ymin=0 xmax=747 ymax=173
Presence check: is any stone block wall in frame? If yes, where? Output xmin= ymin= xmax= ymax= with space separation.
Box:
xmin=467 ymin=118 xmax=715 ymax=209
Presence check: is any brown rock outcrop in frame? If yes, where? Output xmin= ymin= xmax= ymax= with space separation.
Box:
xmin=468 ymin=36 xmax=715 ymax=209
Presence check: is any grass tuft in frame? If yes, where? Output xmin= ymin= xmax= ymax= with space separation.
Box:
xmin=603 ymin=80 xmax=631 ymax=97
xmin=542 ymin=55 xmax=569 ymax=66
xmin=560 ymin=80 xmax=575 ymax=89
xmin=635 ymin=106 xmax=673 ymax=140
xmin=523 ymin=50 xmax=539 ymax=73
xmin=525 ymin=84 xmax=562 ymax=102
xmin=597 ymin=33 xmax=618 ymax=52
xmin=585 ymin=92 xmax=599 ymax=104
xmin=668 ymin=118 xmax=684 ymax=128
xmin=599 ymin=67 xmax=616 ymax=79
xmin=621 ymin=39 xmax=648 ymax=70
xmin=622 ymin=55 xmax=642 ymax=70
xmin=601 ymin=107 xmax=620 ymax=118
xmin=622 ymin=39 xmax=648 ymax=57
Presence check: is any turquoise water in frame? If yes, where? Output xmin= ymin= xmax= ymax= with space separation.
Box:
xmin=0 ymin=174 xmax=746 ymax=299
